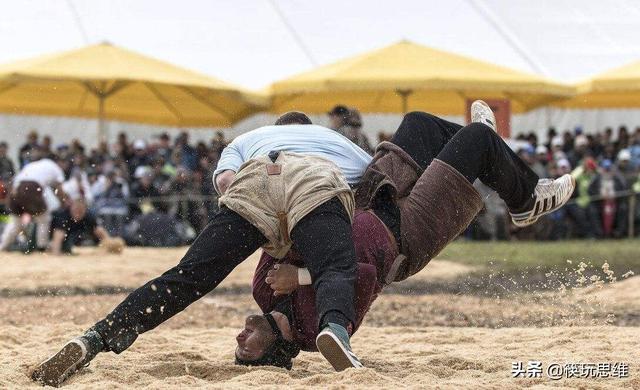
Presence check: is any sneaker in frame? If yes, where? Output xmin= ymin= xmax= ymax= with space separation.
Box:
xmin=31 ymin=334 xmax=99 ymax=387
xmin=316 ymin=323 xmax=363 ymax=371
xmin=471 ymin=100 xmax=496 ymax=132
xmin=510 ymin=174 xmax=576 ymax=227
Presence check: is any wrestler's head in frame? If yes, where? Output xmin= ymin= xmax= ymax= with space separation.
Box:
xmin=235 ymin=312 xmax=300 ymax=370
xmin=274 ymin=111 xmax=312 ymax=126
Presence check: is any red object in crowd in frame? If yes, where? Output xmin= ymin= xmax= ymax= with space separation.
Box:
xmin=602 ymin=198 xmax=616 ymax=237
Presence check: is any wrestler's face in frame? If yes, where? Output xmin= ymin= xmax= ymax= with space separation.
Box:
xmin=235 ymin=314 xmax=276 ymax=361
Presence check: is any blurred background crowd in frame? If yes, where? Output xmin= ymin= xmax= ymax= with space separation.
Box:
xmin=2 ymin=106 xmax=640 ymax=252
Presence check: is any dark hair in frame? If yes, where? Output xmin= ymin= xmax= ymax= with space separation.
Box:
xmin=274 ymin=111 xmax=312 ymax=126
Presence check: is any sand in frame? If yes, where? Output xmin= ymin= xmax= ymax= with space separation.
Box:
xmin=0 ymin=247 xmax=638 ymax=388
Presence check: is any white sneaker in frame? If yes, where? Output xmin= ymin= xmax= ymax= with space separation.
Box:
xmin=510 ymin=174 xmax=576 ymax=227
xmin=471 ymin=100 xmax=497 ymax=132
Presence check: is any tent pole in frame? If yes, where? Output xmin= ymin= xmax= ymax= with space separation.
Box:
xmin=396 ymin=89 xmax=413 ymax=114
xmin=98 ymin=96 xmax=106 ymax=143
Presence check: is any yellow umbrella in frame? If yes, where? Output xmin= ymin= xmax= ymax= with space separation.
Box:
xmin=0 ymin=43 xmax=266 ymax=138
xmin=555 ymin=60 xmax=640 ymax=108
xmin=269 ymin=40 xmax=574 ymax=115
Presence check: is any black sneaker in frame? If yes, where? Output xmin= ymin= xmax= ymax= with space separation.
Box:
xmin=31 ymin=333 xmax=101 ymax=387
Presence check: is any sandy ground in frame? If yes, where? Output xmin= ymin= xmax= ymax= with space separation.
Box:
xmin=0 ymin=247 xmax=638 ymax=388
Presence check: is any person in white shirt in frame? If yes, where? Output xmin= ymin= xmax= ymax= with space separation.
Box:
xmin=0 ymin=158 xmax=68 ymax=251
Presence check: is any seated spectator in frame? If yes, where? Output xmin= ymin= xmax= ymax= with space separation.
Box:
xmin=49 ymin=199 xmax=113 ymax=255
xmin=123 ymin=208 xmax=195 ymax=247
xmin=128 ymin=140 xmax=150 ymax=177
xmin=129 ymin=166 xmax=161 ymax=217
xmin=92 ymin=169 xmax=130 ymax=236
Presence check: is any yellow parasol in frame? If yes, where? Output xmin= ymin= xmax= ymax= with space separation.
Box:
xmin=555 ymin=59 xmax=640 ymax=108
xmin=0 ymin=43 xmax=266 ymax=138
xmin=269 ymin=40 xmax=574 ymax=115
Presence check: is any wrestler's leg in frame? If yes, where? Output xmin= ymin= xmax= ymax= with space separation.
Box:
xmin=93 ymin=206 xmax=266 ymax=352
xmin=436 ymin=122 xmax=539 ymax=211
xmin=390 ymin=111 xmax=463 ymax=169
xmin=32 ymin=206 xmax=266 ymax=386
xmin=290 ymin=197 xmax=362 ymax=370
xmin=290 ymin=198 xmax=356 ymax=331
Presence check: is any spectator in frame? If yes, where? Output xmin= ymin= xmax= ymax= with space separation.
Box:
xmin=49 ymin=198 xmax=113 ymax=255
xmin=340 ymin=109 xmax=374 ymax=154
xmin=18 ymin=130 xmax=39 ymax=167
xmin=175 ymin=132 xmax=198 ymax=171
xmin=616 ymin=149 xmax=636 ymax=187
xmin=327 ymin=104 xmax=350 ymax=131
xmin=587 ymin=159 xmax=628 ymax=238
xmin=0 ymin=141 xmax=15 ymax=181
xmin=128 ymin=140 xmax=150 ymax=177
xmin=92 ymin=169 xmax=130 ymax=237
xmin=155 ymin=132 xmax=173 ymax=162
xmin=129 ymin=166 xmax=161 ymax=217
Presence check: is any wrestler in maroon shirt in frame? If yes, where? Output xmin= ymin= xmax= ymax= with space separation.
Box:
xmin=235 ymin=210 xmax=399 ymax=367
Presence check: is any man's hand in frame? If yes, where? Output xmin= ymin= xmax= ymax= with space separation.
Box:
xmin=266 ymin=263 xmax=300 ymax=296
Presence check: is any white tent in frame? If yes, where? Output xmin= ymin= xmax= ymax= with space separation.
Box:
xmin=1 ymin=0 xmax=640 ymax=159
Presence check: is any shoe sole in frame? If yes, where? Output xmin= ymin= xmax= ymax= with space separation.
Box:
xmin=31 ymin=340 xmax=86 ymax=387
xmin=316 ymin=331 xmax=362 ymax=371
xmin=512 ymin=175 xmax=576 ymax=227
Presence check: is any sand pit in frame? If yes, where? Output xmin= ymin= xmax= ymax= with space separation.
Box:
xmin=2 ymin=324 xmax=638 ymax=389
xmin=0 ymin=247 xmax=637 ymax=388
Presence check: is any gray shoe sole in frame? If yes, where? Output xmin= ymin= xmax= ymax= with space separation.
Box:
xmin=31 ymin=339 xmax=87 ymax=387
xmin=316 ymin=331 xmax=363 ymax=371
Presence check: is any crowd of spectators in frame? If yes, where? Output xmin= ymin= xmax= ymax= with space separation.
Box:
xmin=472 ymin=125 xmax=640 ymax=240
xmin=0 ymin=129 xmax=228 ymax=249
xmin=2 ymin=113 xmax=640 ymax=251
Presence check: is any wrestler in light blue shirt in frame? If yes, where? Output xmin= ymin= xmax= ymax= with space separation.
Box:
xmin=213 ymin=124 xmax=373 ymax=193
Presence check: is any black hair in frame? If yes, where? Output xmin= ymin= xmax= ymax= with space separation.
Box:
xmin=274 ymin=111 xmax=312 ymax=126
xmin=235 ymin=313 xmax=300 ymax=370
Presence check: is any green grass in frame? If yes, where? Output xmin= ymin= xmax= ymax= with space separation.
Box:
xmin=437 ymin=239 xmax=640 ymax=276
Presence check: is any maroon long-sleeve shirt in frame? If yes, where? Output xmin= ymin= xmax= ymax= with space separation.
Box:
xmin=252 ymin=210 xmax=398 ymax=351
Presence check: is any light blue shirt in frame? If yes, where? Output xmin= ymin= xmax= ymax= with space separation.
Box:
xmin=214 ymin=124 xmax=373 ymax=193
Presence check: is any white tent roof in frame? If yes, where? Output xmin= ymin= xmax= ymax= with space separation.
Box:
xmin=1 ymin=0 xmax=639 ymax=90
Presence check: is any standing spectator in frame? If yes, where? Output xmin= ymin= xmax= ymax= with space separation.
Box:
xmin=0 ymin=142 xmax=15 ymax=181
xmin=175 ymin=132 xmax=198 ymax=171
xmin=155 ymin=132 xmax=173 ymax=162
xmin=616 ymin=149 xmax=636 ymax=187
xmin=327 ymin=104 xmax=350 ymax=131
xmin=18 ymin=130 xmax=40 ymax=167
xmin=588 ymin=159 xmax=628 ymax=238
xmin=341 ymin=109 xmax=374 ymax=154
xmin=210 ymin=131 xmax=227 ymax=159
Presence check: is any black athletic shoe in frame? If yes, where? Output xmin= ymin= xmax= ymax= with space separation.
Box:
xmin=31 ymin=332 xmax=101 ymax=387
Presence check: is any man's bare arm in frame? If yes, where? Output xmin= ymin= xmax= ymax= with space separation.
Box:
xmin=215 ymin=170 xmax=236 ymax=194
